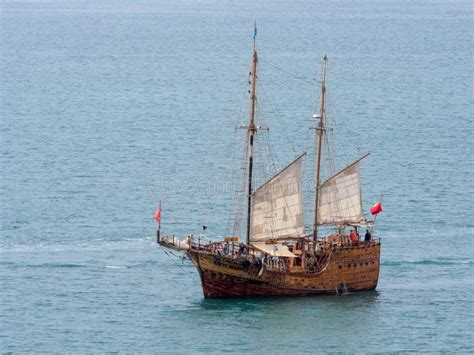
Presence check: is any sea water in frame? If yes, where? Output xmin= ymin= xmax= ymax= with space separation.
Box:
xmin=1 ymin=0 xmax=472 ymax=352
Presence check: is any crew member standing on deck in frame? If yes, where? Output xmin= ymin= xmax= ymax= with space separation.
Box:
xmin=364 ymin=229 xmax=372 ymax=243
xmin=350 ymin=228 xmax=359 ymax=245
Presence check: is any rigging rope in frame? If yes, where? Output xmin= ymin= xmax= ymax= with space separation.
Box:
xmin=160 ymin=247 xmax=196 ymax=280
xmin=259 ymin=57 xmax=317 ymax=85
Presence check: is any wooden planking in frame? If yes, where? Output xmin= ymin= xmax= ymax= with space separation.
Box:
xmin=187 ymin=243 xmax=381 ymax=298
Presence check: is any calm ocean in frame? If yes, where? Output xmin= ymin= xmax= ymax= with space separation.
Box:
xmin=1 ymin=0 xmax=472 ymax=353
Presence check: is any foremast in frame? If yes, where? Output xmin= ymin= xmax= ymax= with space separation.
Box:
xmin=313 ymin=55 xmax=328 ymax=242
xmin=246 ymin=23 xmax=258 ymax=246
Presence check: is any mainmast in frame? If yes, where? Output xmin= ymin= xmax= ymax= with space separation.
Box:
xmin=313 ymin=55 xmax=328 ymax=241
xmin=246 ymin=23 xmax=258 ymax=246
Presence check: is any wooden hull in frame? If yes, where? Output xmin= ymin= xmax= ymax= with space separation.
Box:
xmin=187 ymin=243 xmax=381 ymax=298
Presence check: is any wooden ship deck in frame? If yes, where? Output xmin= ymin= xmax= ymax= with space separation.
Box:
xmin=159 ymin=235 xmax=381 ymax=298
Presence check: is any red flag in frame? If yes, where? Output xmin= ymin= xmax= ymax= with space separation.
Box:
xmin=370 ymin=201 xmax=382 ymax=215
xmin=154 ymin=202 xmax=161 ymax=222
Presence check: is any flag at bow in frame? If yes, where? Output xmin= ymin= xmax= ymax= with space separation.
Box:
xmin=370 ymin=201 xmax=382 ymax=215
xmin=154 ymin=202 xmax=161 ymax=223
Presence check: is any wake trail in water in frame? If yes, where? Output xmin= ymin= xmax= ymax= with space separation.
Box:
xmin=0 ymin=236 xmax=157 ymax=254
xmin=383 ymin=259 xmax=472 ymax=267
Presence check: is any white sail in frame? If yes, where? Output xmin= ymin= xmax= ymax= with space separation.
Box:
xmin=250 ymin=154 xmax=305 ymax=242
xmin=317 ymin=156 xmax=367 ymax=226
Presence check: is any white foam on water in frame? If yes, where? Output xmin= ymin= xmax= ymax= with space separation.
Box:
xmin=0 ymin=236 xmax=155 ymax=254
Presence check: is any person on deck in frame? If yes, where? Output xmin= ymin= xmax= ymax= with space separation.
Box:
xmin=364 ymin=230 xmax=372 ymax=244
xmin=350 ymin=229 xmax=359 ymax=245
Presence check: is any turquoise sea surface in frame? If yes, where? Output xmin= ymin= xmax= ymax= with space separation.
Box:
xmin=1 ymin=0 xmax=473 ymax=352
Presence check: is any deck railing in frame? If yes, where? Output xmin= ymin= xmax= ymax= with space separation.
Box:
xmin=161 ymin=235 xmax=380 ymax=273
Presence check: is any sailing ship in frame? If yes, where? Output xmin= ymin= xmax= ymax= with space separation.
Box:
xmin=157 ymin=27 xmax=381 ymax=298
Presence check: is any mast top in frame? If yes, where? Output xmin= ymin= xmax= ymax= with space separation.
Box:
xmin=322 ymin=54 xmax=328 ymax=90
xmin=253 ymin=21 xmax=257 ymax=49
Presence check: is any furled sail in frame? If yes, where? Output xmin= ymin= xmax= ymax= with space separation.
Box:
xmin=250 ymin=154 xmax=305 ymax=242
xmin=317 ymin=154 xmax=369 ymax=226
